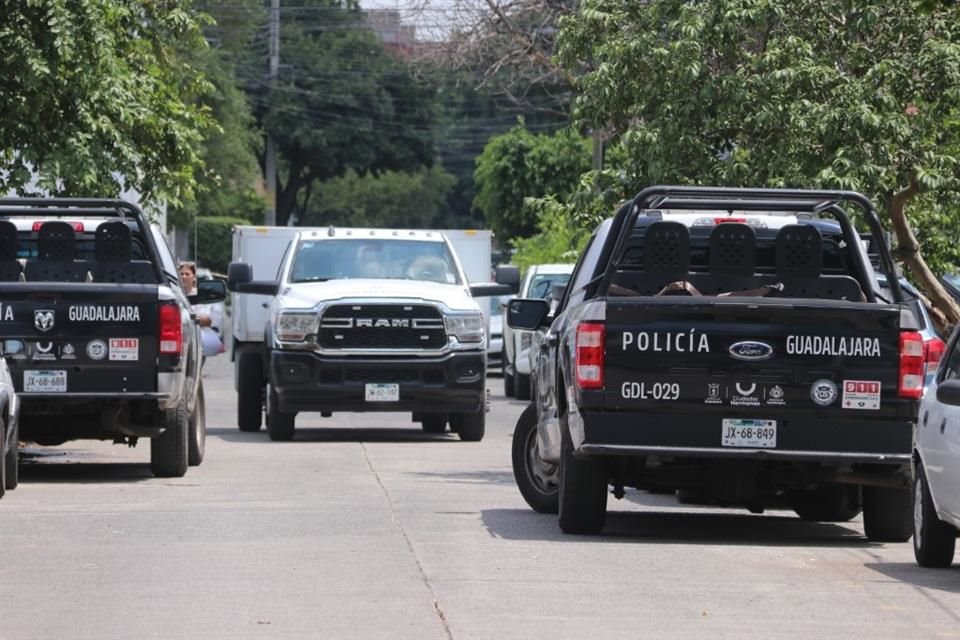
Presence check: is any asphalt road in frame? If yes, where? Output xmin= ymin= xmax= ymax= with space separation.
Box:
xmin=2 ymin=355 xmax=959 ymax=640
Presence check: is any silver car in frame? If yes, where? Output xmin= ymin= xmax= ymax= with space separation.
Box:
xmin=0 ymin=356 xmax=20 ymax=499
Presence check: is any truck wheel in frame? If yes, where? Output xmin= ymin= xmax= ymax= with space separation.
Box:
xmin=913 ymin=462 xmax=956 ymax=568
xmin=421 ymin=415 xmax=447 ymax=434
xmin=788 ymin=485 xmax=861 ymax=522
xmin=451 ymin=411 xmax=485 ymax=442
xmin=4 ymin=415 xmax=18 ymax=491
xmin=511 ymin=404 xmax=559 ymax=514
xmin=188 ymin=382 xmax=206 ymax=467
xmin=862 ymin=484 xmax=913 ymax=542
xmin=151 ymin=399 xmax=189 ymax=478
xmin=237 ymin=351 xmax=264 ymax=432
xmin=514 ymin=372 xmax=531 ymax=401
xmin=266 ymin=385 xmax=296 ymax=441
xmin=503 ymin=354 xmax=515 ymax=398
xmin=558 ymin=413 xmax=607 ymax=534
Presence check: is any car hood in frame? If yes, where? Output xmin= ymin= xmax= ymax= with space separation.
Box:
xmin=278 ymin=278 xmax=479 ymax=312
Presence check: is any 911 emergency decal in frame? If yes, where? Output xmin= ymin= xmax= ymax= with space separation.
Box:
xmin=621 ymin=330 xmax=710 ymax=353
xmin=109 ymin=338 xmax=139 ymax=361
xmin=841 ymin=380 xmax=881 ymax=410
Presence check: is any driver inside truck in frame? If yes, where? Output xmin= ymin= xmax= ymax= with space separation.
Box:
xmin=354 ymin=244 xmax=386 ymax=278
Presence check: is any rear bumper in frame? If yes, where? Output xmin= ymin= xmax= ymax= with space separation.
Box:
xmin=577 ymin=410 xmax=913 ymax=464
xmin=270 ymin=350 xmax=486 ymax=413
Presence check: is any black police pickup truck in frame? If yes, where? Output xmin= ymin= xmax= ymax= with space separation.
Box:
xmin=509 ymin=186 xmax=922 ymax=540
xmin=0 ymin=198 xmax=225 ymax=477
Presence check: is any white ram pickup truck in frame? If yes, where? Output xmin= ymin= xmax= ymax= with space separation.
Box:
xmin=227 ymin=227 xmax=517 ymax=442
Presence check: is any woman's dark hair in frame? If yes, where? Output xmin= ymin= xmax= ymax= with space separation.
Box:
xmin=178 ymin=261 xmax=196 ymax=275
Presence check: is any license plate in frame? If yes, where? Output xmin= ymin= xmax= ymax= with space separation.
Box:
xmin=721 ymin=419 xmax=776 ymax=448
xmin=365 ymin=383 xmax=399 ymax=402
xmin=24 ymin=369 xmax=67 ymax=393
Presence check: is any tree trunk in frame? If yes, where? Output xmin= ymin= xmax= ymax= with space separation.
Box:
xmin=887 ymin=177 xmax=960 ymax=333
xmin=275 ymin=163 xmax=310 ymax=227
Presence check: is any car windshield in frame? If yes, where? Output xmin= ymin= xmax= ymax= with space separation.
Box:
xmin=290 ymin=238 xmax=460 ymax=284
xmin=528 ymin=273 xmax=571 ymax=300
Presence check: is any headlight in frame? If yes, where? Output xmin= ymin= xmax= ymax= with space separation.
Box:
xmin=444 ymin=313 xmax=485 ymax=343
xmin=520 ymin=332 xmax=533 ymax=350
xmin=275 ymin=312 xmax=318 ymax=342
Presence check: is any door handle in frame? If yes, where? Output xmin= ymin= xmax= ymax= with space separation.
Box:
xmin=922 ymin=411 xmax=928 ymax=427
xmin=940 ymin=418 xmax=947 ymax=435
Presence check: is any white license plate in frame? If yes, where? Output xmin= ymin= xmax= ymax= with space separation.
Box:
xmin=24 ymin=369 xmax=67 ymax=393
xmin=365 ymin=383 xmax=399 ymax=402
xmin=721 ymin=419 xmax=776 ymax=448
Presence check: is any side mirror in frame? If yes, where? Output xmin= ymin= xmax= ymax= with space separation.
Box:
xmin=227 ymin=261 xmax=279 ymax=296
xmin=188 ymin=278 xmax=226 ymax=305
xmin=936 ymin=378 xmax=960 ymax=406
xmin=495 ymin=265 xmax=521 ymax=291
xmin=507 ymin=298 xmax=550 ymax=331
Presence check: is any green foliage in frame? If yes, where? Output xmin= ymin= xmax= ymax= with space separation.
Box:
xmin=555 ymin=0 xmax=960 ymax=320
xmin=510 ymin=196 xmax=590 ymax=272
xmin=0 ymin=0 xmax=216 ymax=205
xmin=473 ymin=125 xmax=592 ymax=242
xmin=193 ymin=215 xmax=250 ymax=273
xmin=258 ymin=0 xmax=440 ymax=225
xmin=302 ymin=166 xmax=456 ymax=228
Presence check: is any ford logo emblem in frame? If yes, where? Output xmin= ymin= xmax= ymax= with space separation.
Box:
xmin=728 ymin=341 xmax=774 ymax=361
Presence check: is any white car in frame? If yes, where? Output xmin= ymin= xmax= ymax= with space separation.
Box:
xmin=502 ymin=264 xmax=574 ymax=400
xmin=487 ymin=303 xmax=503 ymax=371
xmin=913 ymin=327 xmax=960 ymax=567
xmin=0 ymin=357 xmax=20 ymax=499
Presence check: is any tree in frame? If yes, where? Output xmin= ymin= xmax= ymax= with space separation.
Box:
xmin=255 ymin=0 xmax=439 ymax=226
xmin=557 ymin=0 xmax=960 ymax=325
xmin=0 ymin=1 xmax=215 ymax=205
xmin=301 ymin=165 xmax=456 ymax=228
xmin=473 ymin=125 xmax=592 ymax=241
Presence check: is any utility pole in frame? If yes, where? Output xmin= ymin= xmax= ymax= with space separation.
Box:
xmin=265 ymin=0 xmax=280 ymax=226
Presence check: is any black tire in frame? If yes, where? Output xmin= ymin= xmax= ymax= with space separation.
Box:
xmin=151 ymin=399 xmax=189 ymax=478
xmin=789 ymin=485 xmax=861 ymax=522
xmin=913 ymin=462 xmax=957 ymax=568
xmin=237 ymin=350 xmax=264 ymax=432
xmin=511 ymin=404 xmax=559 ymax=513
xmin=503 ymin=353 xmax=515 ymax=398
xmin=188 ymin=382 xmax=206 ymax=467
xmin=421 ymin=415 xmax=447 ymax=434
xmin=451 ymin=410 xmax=485 ymax=442
xmin=863 ymin=484 xmax=913 ymax=543
xmin=514 ymin=372 xmax=531 ymax=401
xmin=266 ymin=384 xmax=296 ymax=441
xmin=558 ymin=413 xmax=607 ymax=534
xmin=4 ymin=415 xmax=18 ymax=491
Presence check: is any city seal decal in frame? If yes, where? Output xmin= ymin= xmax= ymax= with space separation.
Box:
xmin=68 ymin=305 xmax=141 ymax=322
xmin=34 ymin=309 xmax=55 ymax=332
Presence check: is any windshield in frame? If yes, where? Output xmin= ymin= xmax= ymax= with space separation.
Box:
xmin=528 ymin=273 xmax=571 ymax=300
xmin=289 ymin=238 xmax=461 ymax=284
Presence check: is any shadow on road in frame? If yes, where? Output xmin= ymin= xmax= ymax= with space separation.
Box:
xmin=481 ymin=507 xmax=875 ymax=547
xmin=411 ymin=469 xmax=515 ymax=485
xmin=864 ymin=562 xmax=960 ymax=595
xmin=207 ymin=426 xmax=465 ymax=444
xmin=18 ymin=451 xmax=153 ymax=484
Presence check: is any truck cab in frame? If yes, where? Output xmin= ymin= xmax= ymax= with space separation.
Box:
xmin=228 ymin=227 xmax=517 ymax=442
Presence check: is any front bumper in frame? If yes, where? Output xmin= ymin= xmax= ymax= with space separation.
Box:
xmin=576 ymin=410 xmax=913 ymax=464
xmin=270 ymin=350 xmax=486 ymax=413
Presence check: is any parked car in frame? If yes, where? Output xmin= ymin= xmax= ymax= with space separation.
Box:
xmin=487 ymin=300 xmax=503 ymax=372
xmin=0 ymin=357 xmax=19 ymax=499
xmin=876 ymin=274 xmax=945 ymax=390
xmin=913 ymin=326 xmax=960 ymax=568
xmin=502 ymin=264 xmax=574 ymax=400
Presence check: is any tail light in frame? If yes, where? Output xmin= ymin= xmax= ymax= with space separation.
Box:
xmin=576 ymin=322 xmax=605 ymax=390
xmin=925 ymin=336 xmax=945 ymax=369
xmin=32 ymin=221 xmax=84 ymax=232
xmin=899 ymin=331 xmax=925 ymax=399
xmin=158 ymin=303 xmax=182 ymax=355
